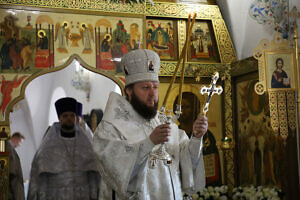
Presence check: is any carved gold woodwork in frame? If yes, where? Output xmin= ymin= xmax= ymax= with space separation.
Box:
xmin=223 ymin=67 xmax=234 ymax=188
xmin=253 ymin=33 xmax=298 ymax=141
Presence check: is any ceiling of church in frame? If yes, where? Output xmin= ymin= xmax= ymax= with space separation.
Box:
xmin=216 ymin=0 xmax=300 ymax=61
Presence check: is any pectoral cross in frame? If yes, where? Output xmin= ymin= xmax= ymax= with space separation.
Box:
xmin=200 ymin=72 xmax=223 ymax=116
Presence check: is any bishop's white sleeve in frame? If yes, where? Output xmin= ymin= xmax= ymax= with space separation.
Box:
xmin=189 ymin=136 xmax=203 ymax=169
xmin=179 ymin=130 xmax=206 ymax=194
xmin=93 ymin=121 xmax=154 ymax=199
xmin=129 ymin=137 xmax=154 ymax=180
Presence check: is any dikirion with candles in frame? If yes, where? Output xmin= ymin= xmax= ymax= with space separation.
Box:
xmin=93 ymin=13 xmax=209 ymax=200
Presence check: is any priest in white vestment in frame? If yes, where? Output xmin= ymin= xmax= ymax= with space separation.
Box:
xmin=93 ymin=49 xmax=207 ymax=200
xmin=28 ymin=97 xmax=100 ymax=200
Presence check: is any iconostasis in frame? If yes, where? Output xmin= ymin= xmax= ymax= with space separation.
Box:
xmin=0 ymin=0 xmax=236 ymax=194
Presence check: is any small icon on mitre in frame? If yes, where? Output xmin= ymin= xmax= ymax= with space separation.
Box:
xmin=148 ymin=60 xmax=154 ymax=71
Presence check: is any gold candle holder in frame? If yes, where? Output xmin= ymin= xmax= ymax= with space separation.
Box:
xmin=221 ymin=137 xmax=234 ymax=150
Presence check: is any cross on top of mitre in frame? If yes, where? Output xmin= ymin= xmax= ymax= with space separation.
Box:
xmin=200 ymin=72 xmax=223 ymax=115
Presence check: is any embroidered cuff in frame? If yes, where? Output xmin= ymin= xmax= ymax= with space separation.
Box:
xmin=136 ymin=137 xmax=155 ymax=164
xmin=140 ymin=137 xmax=155 ymax=156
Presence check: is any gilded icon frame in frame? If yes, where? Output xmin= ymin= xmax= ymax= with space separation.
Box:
xmin=187 ymin=19 xmax=220 ymax=63
xmin=253 ymin=33 xmax=297 ymax=94
xmin=145 ymin=17 xmax=178 ymax=61
xmin=264 ymin=50 xmax=296 ymax=90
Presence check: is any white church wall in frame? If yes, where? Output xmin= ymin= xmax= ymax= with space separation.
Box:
xmin=25 ymin=72 xmax=55 ymax=148
xmin=216 ymin=0 xmax=300 ymax=61
xmin=47 ymin=60 xmax=121 ymax=118
xmin=217 ymin=0 xmax=274 ymax=60
xmin=9 ymin=72 xmax=54 ymax=180
xmin=9 ymin=99 xmax=35 ymax=180
xmin=9 ymin=59 xmax=121 ymax=180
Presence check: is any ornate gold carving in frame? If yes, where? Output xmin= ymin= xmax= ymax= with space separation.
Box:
xmin=269 ymin=90 xmax=280 ymax=132
xmin=224 ymin=68 xmax=232 ymax=138
xmin=0 ymin=1 xmax=224 ymax=18
xmin=254 ymin=82 xmax=265 ymax=95
xmin=212 ymin=19 xmax=236 ymax=63
xmin=177 ymin=20 xmax=186 ymax=55
xmin=231 ymin=57 xmax=258 ymax=77
xmin=0 ymin=0 xmax=146 ymax=14
xmin=223 ymin=150 xmax=234 ymax=189
xmin=268 ymin=89 xmax=296 ymax=140
xmin=277 ymin=90 xmax=288 ymax=139
xmin=159 ymin=61 xmax=228 ymax=77
xmin=0 ymin=125 xmax=10 ymax=139
xmin=146 ymin=2 xmax=221 ymax=19
xmin=253 ymin=33 xmax=295 ymax=94
xmin=0 ymin=125 xmax=10 ymax=152
xmin=223 ymin=67 xmax=234 ymax=189
xmin=254 ymin=33 xmax=297 ymax=144
xmin=286 ymin=90 xmax=296 ymax=132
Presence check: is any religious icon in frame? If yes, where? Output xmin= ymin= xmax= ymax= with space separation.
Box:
xmin=37 ymin=30 xmax=49 ymax=50
xmin=188 ymin=21 xmax=219 ymax=62
xmin=202 ymin=130 xmax=222 ymax=186
xmin=95 ymin=18 xmax=143 ymax=72
xmin=80 ymin=23 xmax=94 ymax=54
xmin=266 ymin=53 xmax=294 ymax=89
xmin=0 ymin=127 xmax=8 ymax=139
xmin=148 ymin=60 xmax=154 ymax=71
xmin=129 ymin=23 xmax=141 ymax=50
xmin=146 ymin=19 xmax=177 ymax=60
xmin=0 ymin=14 xmax=32 ymax=71
xmin=0 ymin=75 xmax=27 ymax=117
xmin=35 ymin=29 xmax=51 ymax=68
xmin=271 ymin=58 xmax=290 ymax=88
xmin=235 ymin=77 xmax=282 ymax=186
xmin=55 ymin=21 xmax=70 ymax=53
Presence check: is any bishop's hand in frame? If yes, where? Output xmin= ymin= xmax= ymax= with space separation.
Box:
xmin=192 ymin=115 xmax=208 ymax=138
xmin=149 ymin=124 xmax=171 ymax=145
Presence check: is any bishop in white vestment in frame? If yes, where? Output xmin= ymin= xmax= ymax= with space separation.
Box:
xmin=93 ymin=49 xmax=207 ymax=200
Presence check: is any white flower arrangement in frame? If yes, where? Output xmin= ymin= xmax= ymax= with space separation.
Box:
xmin=183 ymin=185 xmax=229 ymax=200
xmin=183 ymin=185 xmax=283 ymax=200
xmin=232 ymin=185 xmax=284 ymax=200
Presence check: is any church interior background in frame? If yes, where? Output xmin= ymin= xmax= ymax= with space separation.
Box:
xmin=0 ymin=0 xmax=299 ymax=199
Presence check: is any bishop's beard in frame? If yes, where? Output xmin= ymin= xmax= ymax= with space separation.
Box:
xmin=130 ymin=91 xmax=158 ymax=120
